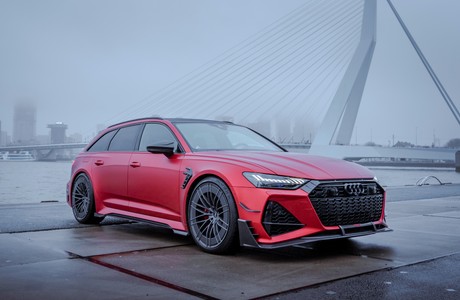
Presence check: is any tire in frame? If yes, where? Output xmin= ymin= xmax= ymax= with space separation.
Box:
xmin=188 ymin=177 xmax=239 ymax=254
xmin=71 ymin=173 xmax=104 ymax=224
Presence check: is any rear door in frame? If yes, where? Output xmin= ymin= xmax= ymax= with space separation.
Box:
xmin=128 ymin=123 xmax=184 ymax=222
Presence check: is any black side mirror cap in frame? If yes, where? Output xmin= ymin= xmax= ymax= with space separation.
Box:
xmin=147 ymin=143 xmax=175 ymax=157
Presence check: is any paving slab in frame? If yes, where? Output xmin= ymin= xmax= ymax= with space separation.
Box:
xmin=389 ymin=214 xmax=460 ymax=237
xmin=385 ymin=185 xmax=460 ymax=202
xmin=0 ymin=191 xmax=459 ymax=299
xmin=385 ymin=196 xmax=460 ymax=217
xmin=96 ymin=245 xmax=397 ymax=300
xmin=426 ymin=210 xmax=460 ymax=219
xmin=14 ymin=223 xmax=192 ymax=257
xmin=265 ymin=253 xmax=460 ymax=300
xmin=0 ymin=234 xmax=67 ymax=267
xmin=0 ymin=202 xmax=128 ymax=233
xmin=329 ymin=197 xmax=460 ymax=265
xmin=0 ymin=258 xmax=198 ymax=300
xmin=339 ymin=230 xmax=460 ymax=266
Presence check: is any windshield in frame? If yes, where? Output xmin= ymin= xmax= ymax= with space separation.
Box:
xmin=174 ymin=122 xmax=285 ymax=152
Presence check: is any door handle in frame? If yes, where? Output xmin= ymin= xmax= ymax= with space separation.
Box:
xmin=94 ymin=160 xmax=104 ymax=166
xmin=130 ymin=162 xmax=141 ymax=168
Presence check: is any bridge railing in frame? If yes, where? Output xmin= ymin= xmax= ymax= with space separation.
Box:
xmin=0 ymin=143 xmax=87 ymax=152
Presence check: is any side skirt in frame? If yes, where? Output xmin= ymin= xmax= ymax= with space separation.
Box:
xmin=106 ymin=213 xmax=189 ymax=236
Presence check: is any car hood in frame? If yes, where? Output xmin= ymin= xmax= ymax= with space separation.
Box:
xmin=191 ymin=151 xmax=374 ymax=180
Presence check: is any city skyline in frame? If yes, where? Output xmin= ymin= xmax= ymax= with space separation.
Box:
xmin=0 ymin=99 xmax=457 ymax=147
xmin=0 ymin=101 xmax=84 ymax=146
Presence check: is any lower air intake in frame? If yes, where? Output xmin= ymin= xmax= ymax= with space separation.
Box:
xmin=263 ymin=201 xmax=303 ymax=236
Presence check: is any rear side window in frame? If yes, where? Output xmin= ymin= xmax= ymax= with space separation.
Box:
xmin=87 ymin=130 xmax=117 ymax=152
xmin=108 ymin=125 xmax=142 ymax=151
xmin=138 ymin=123 xmax=177 ymax=151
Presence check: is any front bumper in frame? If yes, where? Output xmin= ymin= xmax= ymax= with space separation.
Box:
xmin=238 ymin=219 xmax=392 ymax=249
xmin=234 ymin=179 xmax=390 ymax=248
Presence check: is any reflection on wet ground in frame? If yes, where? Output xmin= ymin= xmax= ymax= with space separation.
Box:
xmin=1 ymin=191 xmax=459 ymax=299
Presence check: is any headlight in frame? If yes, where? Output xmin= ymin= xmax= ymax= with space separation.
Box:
xmin=243 ymin=172 xmax=308 ymax=190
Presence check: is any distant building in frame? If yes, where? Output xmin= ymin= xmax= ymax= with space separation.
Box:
xmin=47 ymin=122 xmax=68 ymax=144
xmin=13 ymin=101 xmax=37 ymax=145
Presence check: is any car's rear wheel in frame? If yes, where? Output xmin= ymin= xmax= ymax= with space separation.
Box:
xmin=71 ymin=173 xmax=104 ymax=224
xmin=188 ymin=177 xmax=238 ymax=254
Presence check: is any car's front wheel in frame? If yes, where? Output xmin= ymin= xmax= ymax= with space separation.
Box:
xmin=71 ymin=173 xmax=104 ymax=224
xmin=188 ymin=177 xmax=238 ymax=254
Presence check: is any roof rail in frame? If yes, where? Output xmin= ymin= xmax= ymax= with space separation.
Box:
xmin=108 ymin=117 xmax=163 ymax=128
xmin=168 ymin=118 xmax=234 ymax=124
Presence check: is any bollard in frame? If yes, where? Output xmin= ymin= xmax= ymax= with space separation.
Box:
xmin=456 ymin=151 xmax=460 ymax=172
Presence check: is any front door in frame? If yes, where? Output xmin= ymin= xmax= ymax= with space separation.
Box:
xmin=128 ymin=123 xmax=183 ymax=222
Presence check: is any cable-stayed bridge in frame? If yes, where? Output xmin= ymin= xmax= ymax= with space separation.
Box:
xmin=2 ymin=0 xmax=458 ymax=165
xmin=103 ymin=0 xmax=458 ymax=165
xmin=107 ymin=0 xmax=365 ymax=141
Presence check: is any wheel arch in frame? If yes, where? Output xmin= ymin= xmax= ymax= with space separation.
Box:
xmin=183 ymin=172 xmax=240 ymax=231
xmin=69 ymin=170 xmax=98 ymax=209
xmin=185 ymin=172 xmax=240 ymax=253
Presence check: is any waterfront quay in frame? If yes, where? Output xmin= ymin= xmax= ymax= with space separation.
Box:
xmin=0 ymin=184 xmax=459 ymax=299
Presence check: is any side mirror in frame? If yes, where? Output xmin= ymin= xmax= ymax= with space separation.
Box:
xmin=146 ymin=142 xmax=175 ymax=157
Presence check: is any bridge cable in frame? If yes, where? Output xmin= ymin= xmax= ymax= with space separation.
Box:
xmin=387 ymin=0 xmax=460 ymax=127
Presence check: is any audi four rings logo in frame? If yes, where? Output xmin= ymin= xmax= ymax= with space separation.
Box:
xmin=344 ymin=183 xmax=365 ymax=196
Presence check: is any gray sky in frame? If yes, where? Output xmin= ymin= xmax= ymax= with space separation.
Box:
xmin=0 ymin=0 xmax=459 ymax=146
xmin=358 ymin=0 xmax=460 ymax=146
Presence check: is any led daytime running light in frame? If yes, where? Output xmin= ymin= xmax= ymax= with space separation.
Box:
xmin=251 ymin=174 xmax=306 ymax=185
xmin=243 ymin=172 xmax=308 ymax=190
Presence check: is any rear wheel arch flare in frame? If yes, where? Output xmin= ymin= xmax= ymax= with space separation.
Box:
xmin=71 ymin=172 xmax=104 ymax=224
xmin=70 ymin=171 xmax=91 ymax=204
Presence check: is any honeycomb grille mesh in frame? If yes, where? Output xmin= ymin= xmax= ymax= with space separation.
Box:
xmin=309 ymin=182 xmax=384 ymax=227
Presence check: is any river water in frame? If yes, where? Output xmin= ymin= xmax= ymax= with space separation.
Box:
xmin=1 ymin=161 xmax=459 ymax=205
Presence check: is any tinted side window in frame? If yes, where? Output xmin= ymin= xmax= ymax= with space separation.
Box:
xmin=108 ymin=125 xmax=142 ymax=151
xmin=138 ymin=123 xmax=177 ymax=151
xmin=87 ymin=130 xmax=117 ymax=152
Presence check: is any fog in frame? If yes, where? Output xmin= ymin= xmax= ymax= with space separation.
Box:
xmin=0 ymin=0 xmax=459 ymax=146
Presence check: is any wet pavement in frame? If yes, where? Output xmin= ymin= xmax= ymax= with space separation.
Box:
xmin=0 ymin=185 xmax=459 ymax=299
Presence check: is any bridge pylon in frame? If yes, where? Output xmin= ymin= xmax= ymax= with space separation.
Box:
xmin=312 ymin=0 xmax=376 ymax=146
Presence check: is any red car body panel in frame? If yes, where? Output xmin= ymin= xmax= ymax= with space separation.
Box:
xmin=90 ymin=152 xmax=131 ymax=212
xmin=68 ymin=118 xmax=390 ymax=249
xmin=186 ymin=151 xmax=374 ymax=180
xmin=127 ymin=152 xmax=183 ymax=221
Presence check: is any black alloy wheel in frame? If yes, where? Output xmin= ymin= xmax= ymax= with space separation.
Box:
xmin=71 ymin=173 xmax=104 ymax=224
xmin=188 ymin=177 xmax=238 ymax=254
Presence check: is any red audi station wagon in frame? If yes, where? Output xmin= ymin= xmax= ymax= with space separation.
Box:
xmin=67 ymin=118 xmax=390 ymax=254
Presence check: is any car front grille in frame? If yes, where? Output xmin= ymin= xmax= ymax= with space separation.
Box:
xmin=307 ymin=181 xmax=384 ymax=227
